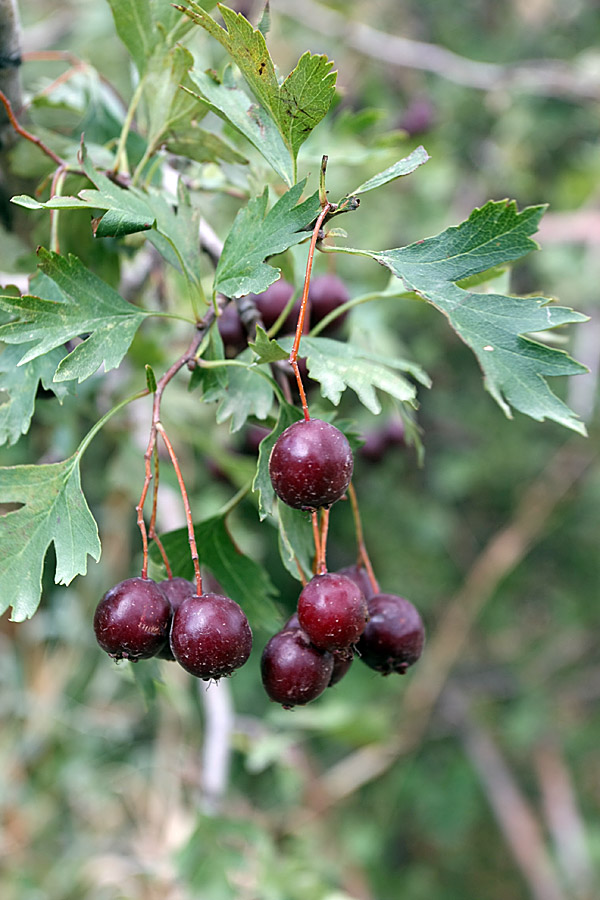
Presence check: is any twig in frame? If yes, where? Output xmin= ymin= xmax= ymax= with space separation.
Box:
xmin=0 ymin=87 xmax=64 ymax=165
xmin=276 ymin=0 xmax=600 ymax=101
xmin=444 ymin=688 xmax=567 ymax=900
xmin=148 ymin=447 xmax=172 ymax=578
xmin=290 ymin=198 xmax=331 ymax=419
xmin=309 ymin=440 xmax=594 ymax=810
xmin=533 ymin=740 xmax=594 ymax=898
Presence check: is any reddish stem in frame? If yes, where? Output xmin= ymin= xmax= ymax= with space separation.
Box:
xmin=148 ymin=446 xmax=173 ymax=578
xmin=0 ymin=88 xmax=65 ymax=166
xmin=311 ymin=510 xmax=322 ymax=576
xmin=135 ymin=432 xmax=156 ymax=580
xmin=157 ymin=423 xmax=202 ymax=597
xmin=348 ymin=482 xmax=380 ymax=595
xmin=289 ymin=201 xmax=332 ymax=420
xmin=318 ymin=507 xmax=330 ymax=575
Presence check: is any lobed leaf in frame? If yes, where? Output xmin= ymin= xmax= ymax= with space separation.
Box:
xmin=214 ymin=181 xmax=320 ymax=298
xmin=357 ymin=201 xmax=588 ymax=433
xmin=0 ymin=455 xmax=101 ymax=621
xmin=0 ymin=249 xmax=150 ymax=383
xmin=180 ymin=3 xmax=336 ymax=178
xmin=278 ymin=335 xmax=430 ymax=414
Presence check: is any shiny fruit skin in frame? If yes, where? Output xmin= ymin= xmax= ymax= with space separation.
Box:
xmin=298 ymin=573 xmax=368 ymax=652
xmin=328 ymin=649 xmax=354 ymax=686
xmin=94 ymin=577 xmax=171 ymax=661
xmin=156 ymin=577 xmax=196 ymax=661
xmin=170 ymin=593 xmax=252 ymax=680
xmin=357 ymin=594 xmax=425 ymax=674
xmin=269 ymin=418 xmax=353 ymax=510
xmin=261 ymin=629 xmax=334 ymax=708
xmin=336 ymin=564 xmax=375 ymax=601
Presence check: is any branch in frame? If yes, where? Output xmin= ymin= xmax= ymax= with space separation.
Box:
xmin=444 ymin=689 xmax=567 ymax=900
xmin=276 ymin=0 xmax=600 ymax=101
xmin=310 ymin=440 xmax=594 ymax=810
xmin=0 ymin=0 xmax=22 ymax=149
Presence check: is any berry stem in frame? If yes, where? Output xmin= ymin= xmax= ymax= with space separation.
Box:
xmin=136 ymin=434 xmax=155 ymax=580
xmin=348 ymin=482 xmax=380 ymax=595
xmin=289 ymin=197 xmax=332 ymax=420
xmin=148 ymin=446 xmax=173 ymax=578
xmin=157 ymin=422 xmax=202 ymax=597
xmin=318 ymin=507 xmax=330 ymax=575
xmin=0 ymin=87 xmax=65 ymax=166
xmin=311 ymin=510 xmax=322 ymax=574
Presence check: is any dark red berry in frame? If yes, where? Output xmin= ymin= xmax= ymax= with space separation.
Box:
xmin=217 ymin=302 xmax=247 ymax=354
xmin=336 ymin=564 xmax=376 ymax=601
xmin=298 ymin=572 xmax=368 ymax=652
xmin=93 ymin=577 xmax=171 ymax=661
xmin=156 ymin=577 xmax=196 ymax=661
xmin=252 ymin=280 xmax=305 ymax=333
xmin=308 ymin=274 xmax=349 ymax=333
xmin=170 ymin=593 xmax=252 ymax=680
xmin=357 ymin=594 xmax=425 ymax=674
xmin=269 ymin=418 xmax=353 ymax=510
xmin=328 ymin=649 xmax=354 ymax=686
xmin=261 ymin=629 xmax=334 ymax=708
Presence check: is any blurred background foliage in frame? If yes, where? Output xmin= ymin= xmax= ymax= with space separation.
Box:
xmin=1 ymin=1 xmax=599 ymax=898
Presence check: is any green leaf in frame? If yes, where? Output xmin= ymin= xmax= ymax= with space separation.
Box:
xmin=252 ymin=401 xmax=303 ymax=519
xmin=248 ymin=325 xmax=288 ymax=364
xmin=106 ymin=0 xmax=154 ymax=74
xmin=278 ymin=51 xmax=337 ymax=162
xmin=0 ymin=344 xmax=73 ymax=447
xmin=165 ymin=123 xmax=247 ymax=165
xmin=278 ymin=335 xmax=430 ymax=414
xmin=214 ymin=182 xmax=320 ymax=298
xmin=277 ymin=503 xmax=314 ymax=582
xmin=0 ymin=455 xmax=101 ymax=620
xmin=349 ymin=145 xmax=430 ymax=196
xmin=145 ymin=364 xmax=157 ymax=393
xmin=202 ymin=351 xmax=275 ymax=432
xmin=149 ymin=515 xmax=279 ymax=630
xmin=141 ymin=43 xmax=206 ymax=155
xmin=181 ymin=3 xmax=336 ymax=175
xmin=356 ymin=201 xmax=588 ymax=433
xmin=185 ymin=69 xmax=293 ymax=185
xmin=0 ymin=250 xmax=150 ymax=384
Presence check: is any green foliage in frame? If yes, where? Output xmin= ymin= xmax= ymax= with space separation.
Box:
xmin=213 ymin=182 xmax=320 ymax=297
xmin=341 ymin=201 xmax=588 ymax=432
xmin=0 ymin=250 xmax=150 ymax=383
xmin=0 ymin=453 xmax=100 ymax=621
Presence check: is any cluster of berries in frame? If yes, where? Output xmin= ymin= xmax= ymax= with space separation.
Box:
xmin=93 ymin=274 xmax=425 ymax=706
xmin=261 ymin=417 xmax=424 ymax=707
xmin=93 ymin=576 xmax=252 ymax=680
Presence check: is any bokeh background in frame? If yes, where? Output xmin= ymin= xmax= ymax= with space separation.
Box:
xmin=1 ymin=1 xmax=599 ymax=898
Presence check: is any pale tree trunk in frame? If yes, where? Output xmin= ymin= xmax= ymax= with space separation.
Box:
xmin=0 ymin=0 xmax=22 ymax=148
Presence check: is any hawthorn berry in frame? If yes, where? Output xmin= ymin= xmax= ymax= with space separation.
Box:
xmin=170 ymin=593 xmax=252 ymax=680
xmin=336 ymin=564 xmax=376 ymax=601
xmin=252 ymin=279 xmax=303 ymax=333
xmin=357 ymin=593 xmax=425 ymax=674
xmin=269 ymin=418 xmax=353 ymax=509
xmin=297 ymin=572 xmax=368 ymax=652
xmin=93 ymin=577 xmax=171 ymax=661
xmin=261 ymin=628 xmax=334 ymax=708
